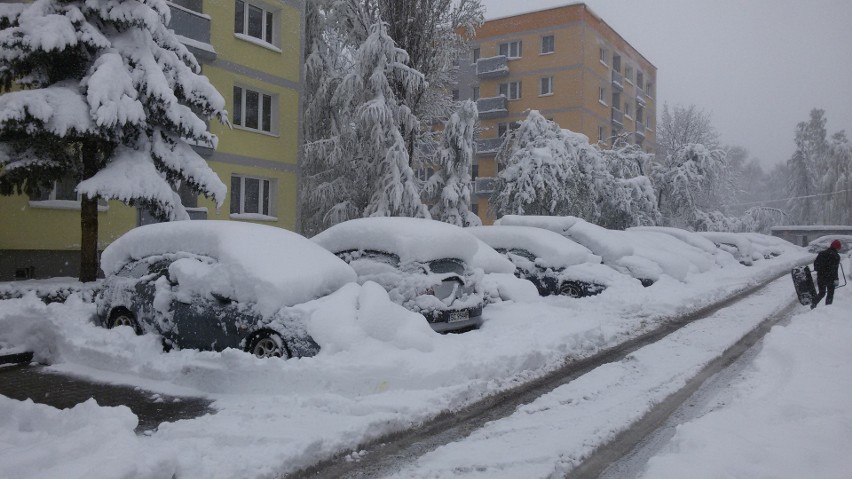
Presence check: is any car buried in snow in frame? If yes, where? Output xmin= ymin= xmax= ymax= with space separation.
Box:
xmin=95 ymin=221 xmax=357 ymax=359
xmin=312 ymin=217 xmax=486 ymax=333
xmin=467 ymin=225 xmax=640 ymax=297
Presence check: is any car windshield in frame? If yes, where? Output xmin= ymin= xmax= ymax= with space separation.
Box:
xmin=427 ymin=258 xmax=465 ymax=275
xmin=508 ymin=249 xmax=537 ymax=262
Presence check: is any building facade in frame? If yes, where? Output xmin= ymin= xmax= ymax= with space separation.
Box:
xmin=0 ymin=0 xmax=304 ymax=280
xmin=456 ymin=3 xmax=657 ymax=224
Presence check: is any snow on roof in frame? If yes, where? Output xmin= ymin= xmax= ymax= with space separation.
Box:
xmin=470 ymin=238 xmax=516 ymax=274
xmin=498 ymin=215 xmax=632 ymax=263
xmin=312 ymin=217 xmax=479 ymax=264
xmin=467 ymin=225 xmax=596 ymax=268
xmin=101 ymin=221 xmax=356 ymax=311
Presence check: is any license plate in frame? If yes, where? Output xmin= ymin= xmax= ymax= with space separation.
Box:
xmin=448 ymin=310 xmax=469 ymax=323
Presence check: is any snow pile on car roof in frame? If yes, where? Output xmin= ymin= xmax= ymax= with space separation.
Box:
xmin=467 ymin=225 xmax=597 ymax=268
xmin=312 ymin=217 xmax=479 ymax=264
xmin=498 ymin=215 xmax=632 ymax=263
xmin=101 ymin=221 xmax=356 ymax=311
xmin=470 ymin=238 xmax=516 ymax=274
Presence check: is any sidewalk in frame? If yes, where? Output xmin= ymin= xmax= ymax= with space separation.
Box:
xmin=0 ymin=363 xmax=214 ymax=433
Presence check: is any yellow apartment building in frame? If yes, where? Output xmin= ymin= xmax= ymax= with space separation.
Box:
xmin=456 ymin=3 xmax=657 ymax=224
xmin=0 ymin=0 xmax=304 ymax=280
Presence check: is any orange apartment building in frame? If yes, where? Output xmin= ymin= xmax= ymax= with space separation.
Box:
xmin=456 ymin=3 xmax=657 ymax=224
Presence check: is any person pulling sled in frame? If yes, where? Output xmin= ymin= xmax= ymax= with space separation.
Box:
xmin=811 ymin=239 xmax=842 ymax=309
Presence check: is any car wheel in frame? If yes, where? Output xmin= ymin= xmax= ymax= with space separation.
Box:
xmin=559 ymin=282 xmax=584 ymax=298
xmin=247 ymin=331 xmax=290 ymax=359
xmin=108 ymin=309 xmax=141 ymax=335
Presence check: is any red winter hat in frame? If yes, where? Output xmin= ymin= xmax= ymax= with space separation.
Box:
xmin=831 ymin=239 xmax=842 ymax=250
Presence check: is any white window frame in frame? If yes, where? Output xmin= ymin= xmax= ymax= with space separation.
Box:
xmin=539 ymin=76 xmax=553 ymax=96
xmin=599 ymin=47 xmax=607 ymax=65
xmin=636 ymin=71 xmax=645 ymax=91
xmin=230 ymin=174 xmax=276 ymax=220
xmin=624 ymin=66 xmax=634 ymax=84
xmin=499 ymin=40 xmax=522 ymax=59
xmin=598 ymin=126 xmax=605 ymax=142
xmin=540 ymin=35 xmax=555 ymax=54
xmin=624 ymin=102 xmax=632 ymax=119
xmin=234 ymin=0 xmax=279 ymax=50
xmin=233 ymin=85 xmax=277 ymax=134
xmin=598 ymin=86 xmax=607 ymax=105
xmin=472 ymin=47 xmax=480 ymax=64
xmin=499 ymin=81 xmax=522 ymax=100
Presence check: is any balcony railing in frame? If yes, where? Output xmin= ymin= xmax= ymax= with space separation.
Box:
xmin=611 ymin=70 xmax=623 ymax=91
xmin=636 ymin=89 xmax=647 ymax=107
xmin=477 ymin=96 xmax=508 ymax=119
xmin=476 ymin=55 xmax=509 ymax=79
xmin=611 ymin=107 xmax=624 ymax=127
xmin=474 ymin=177 xmax=498 ymax=196
xmin=476 ymin=137 xmax=505 ymax=156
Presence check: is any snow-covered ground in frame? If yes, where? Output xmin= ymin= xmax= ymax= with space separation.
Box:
xmin=0 ymin=250 xmax=827 ymax=479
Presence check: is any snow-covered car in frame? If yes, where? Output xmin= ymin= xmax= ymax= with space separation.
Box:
xmin=807 ymin=235 xmax=852 ymax=254
xmin=742 ymin=232 xmax=793 ymax=258
xmin=629 ymin=226 xmax=738 ymax=267
xmin=96 ymin=221 xmax=357 ymax=358
xmin=467 ymin=225 xmax=637 ymax=297
xmin=312 ymin=218 xmax=486 ymax=333
xmin=698 ymin=232 xmax=758 ymax=266
xmin=497 ymin=215 xmax=665 ymax=286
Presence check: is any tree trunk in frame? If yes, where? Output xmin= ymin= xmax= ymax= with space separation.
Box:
xmin=79 ymin=193 xmax=99 ymax=282
xmin=79 ymin=142 xmax=100 ymax=282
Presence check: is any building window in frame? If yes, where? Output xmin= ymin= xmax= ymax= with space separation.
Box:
xmin=541 ymin=35 xmax=555 ymax=54
xmin=472 ymin=47 xmax=480 ymax=64
xmin=499 ymin=40 xmax=522 ymax=59
xmin=636 ymin=106 xmax=644 ymax=124
xmin=598 ymin=126 xmax=604 ymax=142
xmin=646 ymin=81 xmax=654 ymax=97
xmin=599 ymin=47 xmax=607 ymax=64
xmin=598 ymin=86 xmax=606 ymax=104
xmin=612 ymin=54 xmax=621 ymax=73
xmin=612 ymin=91 xmax=621 ymax=110
xmin=624 ymin=102 xmax=632 ymax=118
xmin=499 ymin=81 xmax=522 ymax=100
xmin=472 ymin=86 xmax=480 ymax=101
xmin=471 ymin=202 xmax=479 ymax=216
xmin=233 ymin=86 xmax=275 ymax=133
xmin=624 ymin=66 xmax=633 ymax=83
xmin=234 ymin=0 xmax=276 ymax=45
xmin=230 ymin=174 xmax=274 ymax=217
xmin=452 ymin=89 xmax=459 ymax=101
xmin=636 ymin=71 xmax=644 ymax=91
xmin=540 ymin=76 xmax=553 ymax=96
xmin=29 ymin=176 xmax=107 ymax=209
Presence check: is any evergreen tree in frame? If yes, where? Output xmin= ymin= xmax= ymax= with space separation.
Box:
xmin=0 ymin=0 xmax=227 ymax=281
xmin=786 ymin=109 xmax=827 ymax=224
xmin=303 ymin=21 xmax=428 ymax=231
xmin=425 ymin=100 xmax=480 ymax=226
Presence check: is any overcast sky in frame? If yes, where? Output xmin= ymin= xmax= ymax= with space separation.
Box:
xmin=481 ymin=0 xmax=852 ymax=168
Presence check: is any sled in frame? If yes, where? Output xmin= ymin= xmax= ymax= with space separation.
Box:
xmin=791 ymin=266 xmax=817 ymax=305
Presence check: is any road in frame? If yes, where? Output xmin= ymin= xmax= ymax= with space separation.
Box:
xmin=291 ymin=272 xmax=798 ymax=478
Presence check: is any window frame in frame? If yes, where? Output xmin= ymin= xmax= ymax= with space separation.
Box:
xmin=599 ymin=47 xmax=607 ymax=65
xmin=499 ymin=81 xmax=522 ymax=100
xmin=472 ymin=86 xmax=480 ymax=101
xmin=233 ymin=85 xmax=276 ymax=134
xmin=540 ymin=35 xmax=555 ymax=54
xmin=28 ymin=177 xmax=108 ymax=211
xmin=471 ymin=47 xmax=480 ymax=64
xmin=539 ymin=76 xmax=553 ymax=96
xmin=234 ymin=0 xmax=278 ymax=48
xmin=499 ymin=40 xmax=522 ymax=59
xmin=598 ymin=86 xmax=607 ymax=105
xmin=230 ymin=174 xmax=276 ymax=219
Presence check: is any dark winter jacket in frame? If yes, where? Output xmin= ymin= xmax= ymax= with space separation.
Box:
xmin=814 ymin=248 xmax=841 ymax=283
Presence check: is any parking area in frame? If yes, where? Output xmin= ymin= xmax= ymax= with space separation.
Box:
xmin=0 ymin=362 xmax=214 ymax=433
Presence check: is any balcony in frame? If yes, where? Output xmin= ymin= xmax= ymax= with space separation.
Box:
xmin=636 ymin=90 xmax=647 ymax=107
xmin=476 ymin=55 xmax=509 ymax=79
xmin=611 ymin=70 xmax=623 ymax=91
xmin=476 ymin=137 xmax=505 ymax=156
xmin=474 ymin=177 xmax=498 ymax=196
xmin=611 ymin=108 xmax=624 ymax=128
xmin=477 ymin=96 xmax=508 ymax=119
xmin=167 ymin=1 xmax=215 ymax=61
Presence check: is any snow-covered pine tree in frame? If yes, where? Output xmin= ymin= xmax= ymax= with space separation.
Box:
xmin=492 ymin=111 xmax=581 ymax=217
xmin=786 ymin=109 xmax=827 ymax=224
xmin=0 ymin=0 xmax=227 ymax=281
xmin=424 ymin=100 xmax=480 ymax=226
xmin=303 ymin=21 xmax=428 ymax=229
xmin=825 ymin=131 xmax=852 ymax=224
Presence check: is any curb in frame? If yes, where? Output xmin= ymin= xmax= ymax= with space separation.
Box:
xmin=0 ymin=351 xmax=34 ymax=365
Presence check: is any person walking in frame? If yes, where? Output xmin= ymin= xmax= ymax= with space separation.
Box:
xmin=811 ymin=239 xmax=842 ymax=309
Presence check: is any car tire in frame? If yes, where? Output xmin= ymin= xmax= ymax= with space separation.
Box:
xmin=559 ymin=282 xmax=584 ymax=298
xmin=247 ymin=331 xmax=290 ymax=359
xmin=108 ymin=309 xmax=142 ymax=335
